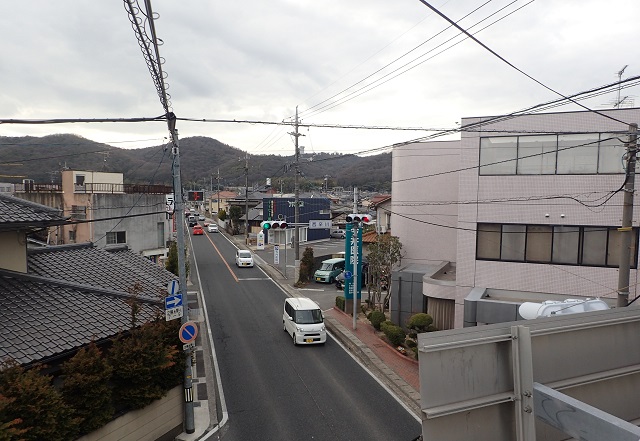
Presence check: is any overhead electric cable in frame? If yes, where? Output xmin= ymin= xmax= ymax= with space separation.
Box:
xmin=416 ymin=0 xmax=631 ymax=126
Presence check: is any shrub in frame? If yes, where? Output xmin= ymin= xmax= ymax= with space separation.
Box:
xmin=427 ymin=324 xmax=438 ymax=332
xmin=218 ymin=209 xmax=227 ymax=221
xmin=61 ymin=342 xmax=114 ymax=435
xmin=383 ymin=324 xmax=406 ymax=346
xmin=408 ymin=331 xmax=418 ymax=339
xmin=407 ymin=313 xmax=434 ymax=333
xmin=368 ymin=310 xmax=386 ymax=330
xmin=405 ymin=339 xmax=417 ymax=348
xmin=335 ymin=296 xmax=345 ymax=311
xmin=380 ymin=320 xmax=393 ymax=333
xmin=108 ymin=322 xmax=181 ymax=410
xmin=0 ymin=360 xmax=79 ymax=441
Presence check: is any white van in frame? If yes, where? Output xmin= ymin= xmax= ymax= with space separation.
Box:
xmin=283 ymin=297 xmax=326 ymax=345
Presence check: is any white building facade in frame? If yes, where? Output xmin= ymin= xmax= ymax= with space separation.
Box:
xmin=391 ymin=108 xmax=640 ymax=329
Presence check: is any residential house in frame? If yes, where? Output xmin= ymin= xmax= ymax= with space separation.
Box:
xmin=0 ymin=194 xmax=169 ymax=368
xmin=370 ymin=194 xmax=391 ymax=234
xmin=0 ymin=193 xmax=184 ymax=439
xmin=208 ymin=190 xmax=238 ymax=215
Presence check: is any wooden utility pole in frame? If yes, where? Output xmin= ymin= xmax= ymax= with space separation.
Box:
xmin=617 ymin=123 xmax=638 ymax=307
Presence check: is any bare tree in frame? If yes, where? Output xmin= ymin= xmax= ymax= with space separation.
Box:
xmin=366 ymin=234 xmax=402 ymax=312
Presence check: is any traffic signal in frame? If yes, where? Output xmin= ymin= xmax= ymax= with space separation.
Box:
xmin=346 ymin=213 xmax=370 ymax=223
xmin=261 ymin=220 xmax=288 ymax=229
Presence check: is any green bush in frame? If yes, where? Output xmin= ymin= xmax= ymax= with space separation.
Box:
xmin=108 ymin=322 xmax=181 ymax=410
xmin=61 ymin=342 xmax=114 ymax=435
xmin=297 ymin=247 xmax=315 ymax=284
xmin=405 ymin=339 xmax=417 ymax=348
xmin=383 ymin=324 xmax=406 ymax=346
xmin=0 ymin=361 xmax=79 ymax=441
xmin=368 ymin=310 xmax=387 ymax=330
xmin=335 ymin=296 xmax=345 ymax=311
xmin=408 ymin=331 xmax=418 ymax=339
xmin=380 ymin=320 xmax=393 ymax=333
xmin=407 ymin=313 xmax=434 ymax=333
xmin=427 ymin=324 xmax=438 ymax=332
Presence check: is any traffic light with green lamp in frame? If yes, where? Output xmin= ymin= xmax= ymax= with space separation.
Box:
xmin=261 ymin=220 xmax=288 ymax=229
xmin=346 ymin=213 xmax=370 ymax=223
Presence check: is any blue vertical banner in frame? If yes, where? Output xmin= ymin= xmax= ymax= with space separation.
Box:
xmin=344 ymin=223 xmax=362 ymax=300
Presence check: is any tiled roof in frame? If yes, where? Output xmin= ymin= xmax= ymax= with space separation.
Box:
xmin=0 ymin=193 xmax=66 ymax=230
xmin=28 ymin=243 xmax=174 ymax=300
xmin=0 ymin=270 xmax=162 ymax=366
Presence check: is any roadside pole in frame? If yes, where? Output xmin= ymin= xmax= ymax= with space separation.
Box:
xmin=169 ymin=115 xmax=195 ymax=434
xmin=617 ymin=123 xmax=638 ymax=307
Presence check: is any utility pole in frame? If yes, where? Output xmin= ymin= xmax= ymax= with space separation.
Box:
xmin=617 ymin=123 xmax=638 ymax=307
xmin=168 ymin=114 xmax=195 ymax=434
xmin=291 ymin=106 xmax=304 ymax=264
xmin=216 ymin=168 xmax=220 ymax=216
xmin=244 ymin=153 xmax=249 ymax=245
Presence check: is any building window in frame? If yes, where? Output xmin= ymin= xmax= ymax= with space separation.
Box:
xmin=106 ymin=231 xmax=127 ymax=245
xmin=479 ymin=133 xmax=626 ymax=176
xmin=477 ymin=223 xmax=637 ymax=268
xmin=69 ymin=230 xmax=76 ymax=243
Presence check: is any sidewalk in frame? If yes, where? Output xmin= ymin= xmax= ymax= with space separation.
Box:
xmin=243 ymin=237 xmax=422 ymax=418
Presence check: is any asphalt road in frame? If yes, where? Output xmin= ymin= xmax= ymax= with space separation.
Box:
xmin=189 ymin=229 xmax=421 ymax=441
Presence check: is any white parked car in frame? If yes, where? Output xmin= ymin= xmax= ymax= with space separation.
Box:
xmin=207 ymin=223 xmax=218 ymax=233
xmin=235 ymin=250 xmax=254 ymax=267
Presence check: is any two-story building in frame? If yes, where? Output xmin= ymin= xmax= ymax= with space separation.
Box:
xmin=15 ymin=170 xmax=173 ymax=263
xmin=390 ymin=107 xmax=640 ymax=330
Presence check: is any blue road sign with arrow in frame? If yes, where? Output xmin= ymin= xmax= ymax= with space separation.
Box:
xmin=165 ymin=294 xmax=183 ymax=309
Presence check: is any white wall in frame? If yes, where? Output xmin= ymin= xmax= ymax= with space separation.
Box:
xmin=455 ymin=108 xmax=640 ymax=327
xmin=392 ymin=140 xmax=460 ymax=265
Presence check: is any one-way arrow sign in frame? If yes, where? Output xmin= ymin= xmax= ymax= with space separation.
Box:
xmin=165 ymin=294 xmax=183 ymax=309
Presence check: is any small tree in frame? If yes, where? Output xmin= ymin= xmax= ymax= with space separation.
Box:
xmin=0 ymin=393 xmax=26 ymax=440
xmin=61 ymin=342 xmax=114 ymax=435
xmin=0 ymin=360 xmax=79 ymax=441
xmin=165 ymin=241 xmax=189 ymax=279
xmin=228 ymin=206 xmax=243 ymax=235
xmin=218 ymin=209 xmax=227 ymax=221
xmin=367 ymin=234 xmax=402 ymax=312
xmin=297 ymin=247 xmax=315 ymax=285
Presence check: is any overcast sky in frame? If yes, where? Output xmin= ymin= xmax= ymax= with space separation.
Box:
xmin=1 ymin=0 xmax=638 ymax=156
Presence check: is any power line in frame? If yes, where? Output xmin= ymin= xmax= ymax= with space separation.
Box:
xmin=416 ymin=0 xmax=632 ymax=127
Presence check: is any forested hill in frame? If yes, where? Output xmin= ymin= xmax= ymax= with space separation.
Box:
xmin=0 ymin=134 xmax=391 ymax=191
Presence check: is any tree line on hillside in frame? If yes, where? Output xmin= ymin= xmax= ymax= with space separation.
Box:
xmin=0 ymin=134 xmax=391 ymax=192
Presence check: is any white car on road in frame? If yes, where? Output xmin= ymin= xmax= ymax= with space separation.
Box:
xmin=235 ymin=250 xmax=254 ymax=267
xmin=207 ymin=223 xmax=218 ymax=233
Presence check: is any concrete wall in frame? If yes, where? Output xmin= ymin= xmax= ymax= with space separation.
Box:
xmin=392 ymin=141 xmax=459 ymax=265
xmin=77 ymin=386 xmax=182 ymax=441
xmin=92 ymin=193 xmax=170 ymax=255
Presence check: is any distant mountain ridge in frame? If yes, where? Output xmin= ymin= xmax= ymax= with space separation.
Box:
xmin=0 ymin=134 xmax=391 ymax=191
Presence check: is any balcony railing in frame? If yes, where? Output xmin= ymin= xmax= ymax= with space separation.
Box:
xmin=74 ymin=183 xmax=173 ymax=194
xmin=15 ymin=182 xmax=172 ymax=194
